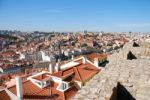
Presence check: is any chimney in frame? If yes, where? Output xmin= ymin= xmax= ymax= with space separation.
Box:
xmin=15 ymin=76 xmax=23 ymax=99
xmin=49 ymin=56 xmax=52 ymax=62
xmin=55 ymin=62 xmax=60 ymax=72
xmin=83 ymin=56 xmax=86 ymax=64
xmin=49 ymin=63 xmax=53 ymax=73
xmin=58 ymin=58 xmax=61 ymax=63
xmin=71 ymin=50 xmax=75 ymax=60
xmin=71 ymin=55 xmax=74 ymax=60
xmin=55 ymin=59 xmax=61 ymax=72
xmin=94 ymin=58 xmax=99 ymax=67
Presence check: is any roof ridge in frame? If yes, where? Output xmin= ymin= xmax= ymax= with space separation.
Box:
xmin=73 ymin=67 xmax=83 ymax=82
xmin=61 ymin=71 xmax=63 ymax=76
xmin=63 ymin=92 xmax=66 ymax=100
xmin=7 ymin=80 xmax=30 ymax=89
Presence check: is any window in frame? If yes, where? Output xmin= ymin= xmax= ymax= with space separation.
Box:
xmin=62 ymin=83 xmax=67 ymax=90
xmin=46 ymin=80 xmax=50 ymax=84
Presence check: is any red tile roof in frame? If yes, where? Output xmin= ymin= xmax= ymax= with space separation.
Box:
xmin=32 ymin=73 xmax=50 ymax=81
xmin=88 ymin=53 xmax=107 ymax=60
xmin=52 ymin=59 xmax=100 ymax=83
xmin=0 ymin=57 xmax=100 ymax=100
xmin=0 ymin=90 xmax=11 ymax=100
xmin=7 ymin=80 xmax=76 ymax=100
xmin=1 ymin=51 xmax=16 ymax=57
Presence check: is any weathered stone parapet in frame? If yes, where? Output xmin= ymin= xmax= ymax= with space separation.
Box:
xmin=73 ymin=42 xmax=150 ymax=100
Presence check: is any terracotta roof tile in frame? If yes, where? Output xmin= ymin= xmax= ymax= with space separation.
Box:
xmin=0 ymin=90 xmax=11 ymax=100
xmin=52 ymin=60 xmax=100 ymax=83
xmin=32 ymin=73 xmax=50 ymax=81
xmin=0 ymin=58 xmax=100 ymax=100
xmin=88 ymin=53 xmax=107 ymax=60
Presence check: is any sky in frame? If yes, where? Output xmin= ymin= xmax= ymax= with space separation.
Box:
xmin=0 ymin=0 xmax=150 ymax=32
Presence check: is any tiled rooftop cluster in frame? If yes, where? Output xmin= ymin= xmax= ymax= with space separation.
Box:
xmin=0 ymin=54 xmax=105 ymax=100
xmin=0 ymin=32 xmax=129 ymax=88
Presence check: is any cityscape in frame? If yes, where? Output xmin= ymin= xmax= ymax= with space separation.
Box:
xmin=0 ymin=0 xmax=150 ymax=100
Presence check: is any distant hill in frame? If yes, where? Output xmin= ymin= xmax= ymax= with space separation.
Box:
xmin=0 ymin=34 xmax=18 ymax=40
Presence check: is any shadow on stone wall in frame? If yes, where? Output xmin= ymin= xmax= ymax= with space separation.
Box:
xmin=99 ymin=60 xmax=109 ymax=67
xmin=133 ymin=42 xmax=140 ymax=47
xmin=127 ymin=51 xmax=137 ymax=60
xmin=110 ymin=82 xmax=136 ymax=100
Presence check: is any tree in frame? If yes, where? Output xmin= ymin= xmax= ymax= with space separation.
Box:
xmin=81 ymin=43 xmax=87 ymax=47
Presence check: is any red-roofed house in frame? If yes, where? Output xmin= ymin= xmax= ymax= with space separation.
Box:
xmin=0 ymin=56 xmax=100 ymax=100
xmin=87 ymin=53 xmax=107 ymax=67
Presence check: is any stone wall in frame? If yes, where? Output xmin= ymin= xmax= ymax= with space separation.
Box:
xmin=73 ymin=42 xmax=150 ymax=100
xmin=119 ymin=42 xmax=150 ymax=59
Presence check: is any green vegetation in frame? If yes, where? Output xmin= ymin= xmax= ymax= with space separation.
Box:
xmin=81 ymin=43 xmax=87 ymax=47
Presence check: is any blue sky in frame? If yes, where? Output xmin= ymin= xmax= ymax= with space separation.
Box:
xmin=0 ymin=0 xmax=150 ymax=32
